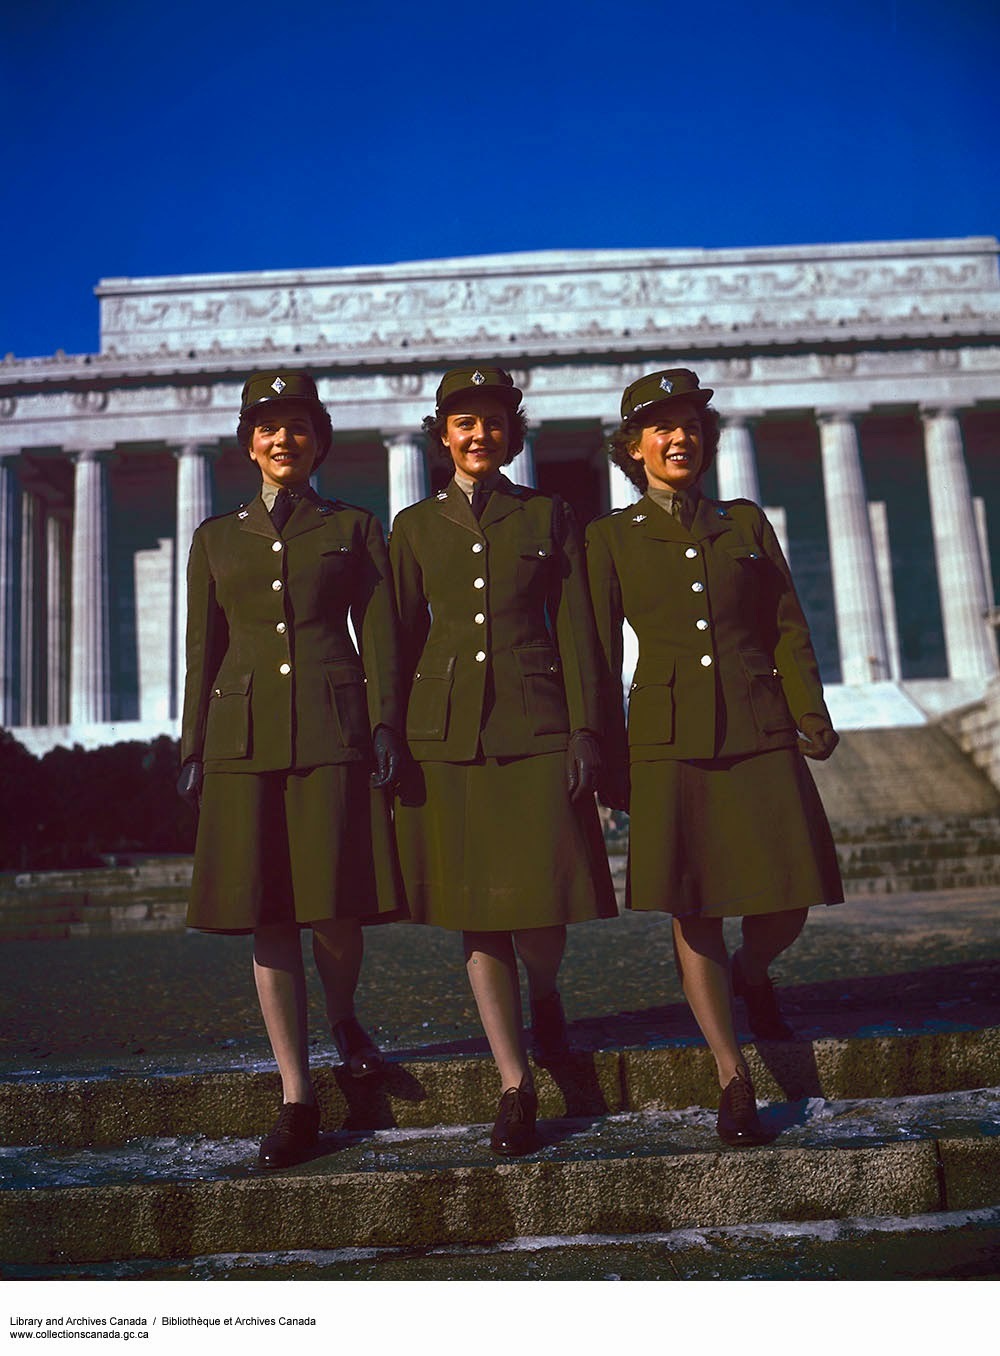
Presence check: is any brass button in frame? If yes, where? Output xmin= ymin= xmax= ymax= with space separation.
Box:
xmin=700 ymin=655 xmax=713 ymax=667
xmin=696 ymin=619 xmax=709 ymax=631
xmin=475 ymin=650 xmax=486 ymax=663
xmin=276 ymin=622 xmax=286 ymax=634
xmin=474 ymin=577 xmax=485 ymax=589
xmin=272 ymin=580 xmax=282 ymax=591
xmin=474 ymin=612 xmax=485 ymax=624
xmin=472 ymin=542 xmax=484 ymax=553
xmin=279 ymin=662 xmax=291 ymax=676
xmin=691 ymin=581 xmax=704 ymax=593
xmin=685 ymin=547 xmax=697 ymax=559
xmin=271 ymin=541 xmax=283 ymax=553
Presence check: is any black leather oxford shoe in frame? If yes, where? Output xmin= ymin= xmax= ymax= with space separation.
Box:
xmin=332 ymin=1016 xmax=385 ymax=1078
xmin=257 ymin=1101 xmax=321 ymax=1170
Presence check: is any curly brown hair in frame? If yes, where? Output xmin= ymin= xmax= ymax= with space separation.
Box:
xmin=421 ymin=406 xmax=529 ymax=467
xmin=606 ymin=403 xmax=721 ymax=491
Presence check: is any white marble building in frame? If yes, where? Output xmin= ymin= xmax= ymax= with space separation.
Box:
xmin=2 ymin=236 xmax=999 ymax=754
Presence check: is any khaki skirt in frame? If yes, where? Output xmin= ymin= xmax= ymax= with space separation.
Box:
xmin=394 ymin=751 xmax=618 ymax=931
xmin=187 ymin=764 xmax=404 ymax=934
xmin=627 ymin=747 xmax=843 ymax=918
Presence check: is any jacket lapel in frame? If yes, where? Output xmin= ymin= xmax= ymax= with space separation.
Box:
xmin=238 ymin=495 xmax=280 ymax=541
xmin=434 ymin=480 xmax=480 ymax=535
xmin=691 ymin=495 xmax=736 ymax=543
xmin=479 ymin=475 xmax=525 ymax=530
xmin=280 ymin=492 xmax=331 ymax=541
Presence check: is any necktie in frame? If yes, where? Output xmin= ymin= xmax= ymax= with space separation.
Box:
xmin=672 ymin=493 xmax=693 ymax=531
xmin=470 ymin=483 xmax=489 ymax=522
xmin=270 ymin=488 xmax=294 ymax=533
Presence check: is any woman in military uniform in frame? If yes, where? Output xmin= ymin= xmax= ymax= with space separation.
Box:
xmin=390 ymin=366 xmax=617 ymax=1156
xmin=178 ymin=370 xmax=404 ymax=1170
xmin=587 ymin=369 xmax=842 ymax=1146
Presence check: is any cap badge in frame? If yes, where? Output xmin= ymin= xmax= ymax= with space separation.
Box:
xmin=270 ymin=377 xmax=286 ymax=394
xmin=471 ymin=370 xmax=486 ymax=385
xmin=659 ymin=377 xmax=674 ymax=394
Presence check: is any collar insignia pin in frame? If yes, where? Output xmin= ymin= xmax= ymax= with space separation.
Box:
xmin=471 ymin=370 xmax=486 ymax=385
xmin=660 ymin=377 xmax=674 ymax=393
xmin=437 ymin=491 xmax=448 ymax=500
xmin=633 ymin=513 xmax=646 ymax=523
xmin=238 ymin=509 xmax=249 ymax=519
xmin=270 ymin=376 xmax=286 ymax=394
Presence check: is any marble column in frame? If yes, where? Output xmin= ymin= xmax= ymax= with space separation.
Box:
xmin=868 ymin=501 xmax=903 ymax=682
xmin=817 ymin=411 xmax=889 ymax=684
xmin=174 ymin=442 xmax=217 ymax=718
xmin=603 ymin=424 xmax=641 ymax=510
xmin=921 ymin=407 xmax=998 ymax=680
xmin=19 ymin=489 xmax=45 ymax=725
xmin=507 ymin=430 xmax=537 ymax=488
xmin=0 ymin=455 xmax=18 ymax=726
xmin=716 ymin=415 xmax=762 ymax=503
xmin=70 ymin=447 xmax=113 ymax=726
xmin=973 ymin=496 xmax=995 ymax=609
xmin=47 ymin=514 xmax=70 ymax=726
xmin=387 ymin=434 xmax=428 ymax=523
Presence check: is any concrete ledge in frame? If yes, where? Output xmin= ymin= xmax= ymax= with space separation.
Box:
xmin=7 ymin=1206 xmax=1000 ymax=1282
xmin=3 ymin=1089 xmax=997 ymax=1266
xmin=0 ymin=1140 xmax=947 ymax=1266
xmin=1 ymin=1029 xmax=997 ymax=1148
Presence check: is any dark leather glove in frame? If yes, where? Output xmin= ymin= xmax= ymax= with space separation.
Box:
xmin=797 ymin=713 xmax=840 ymax=761
xmin=370 ymin=725 xmax=405 ymax=790
xmin=176 ymin=759 xmax=203 ymax=807
xmin=566 ymin=729 xmax=602 ymax=804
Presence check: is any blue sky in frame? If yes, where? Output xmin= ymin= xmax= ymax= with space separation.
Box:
xmin=3 ymin=0 xmax=997 ymax=358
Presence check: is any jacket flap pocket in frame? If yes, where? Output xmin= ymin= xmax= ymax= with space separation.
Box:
xmin=414 ymin=655 xmax=456 ymax=682
xmin=520 ymin=538 xmax=554 ymax=561
xmin=741 ymin=651 xmax=778 ymax=679
xmin=212 ymin=673 xmax=251 ymax=697
xmin=515 ymin=645 xmax=561 ymax=677
xmin=630 ymin=659 xmax=676 ymax=692
xmin=325 ymin=658 xmax=364 ymax=687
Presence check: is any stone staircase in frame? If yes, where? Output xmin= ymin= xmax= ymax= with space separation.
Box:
xmin=6 ymin=812 xmax=1000 ymax=941
xmin=2 ymin=1017 xmax=999 ymax=1280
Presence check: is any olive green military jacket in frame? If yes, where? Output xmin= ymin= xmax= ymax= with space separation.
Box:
xmin=389 ymin=476 xmax=603 ymax=762
xmin=586 ymin=494 xmax=831 ymax=771
xmin=181 ymin=492 xmax=400 ymax=774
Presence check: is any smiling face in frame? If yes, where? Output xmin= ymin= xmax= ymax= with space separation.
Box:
xmin=247 ymin=402 xmax=318 ymax=490
xmin=440 ymin=395 xmax=510 ymax=481
xmin=628 ymin=398 xmax=705 ymax=493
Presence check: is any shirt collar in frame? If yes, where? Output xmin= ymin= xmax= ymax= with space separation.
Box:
xmin=453 ymin=469 xmax=502 ymax=501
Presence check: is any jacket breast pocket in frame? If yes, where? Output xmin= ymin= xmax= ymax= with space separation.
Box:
xmin=515 ymin=644 xmax=568 ymax=736
xmin=205 ymin=673 xmax=252 ymax=758
xmin=325 ymin=659 xmax=368 ymax=748
xmin=627 ymin=669 xmax=676 ymax=746
xmin=319 ymin=540 xmax=355 ymax=576
xmin=407 ymin=656 xmax=455 ymax=741
xmin=516 ymin=538 xmax=556 ymax=590
xmin=742 ymin=650 xmax=795 ymax=736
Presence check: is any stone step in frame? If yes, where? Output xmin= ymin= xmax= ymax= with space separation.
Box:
xmin=2 ymin=1087 xmax=998 ymax=1269
xmin=5 ymin=819 xmax=1000 ymax=938
xmin=835 ymin=867 xmax=998 ymax=889
xmin=5 ymin=1206 xmax=998 ymax=1282
xmin=3 ymin=1026 xmax=997 ymax=1148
